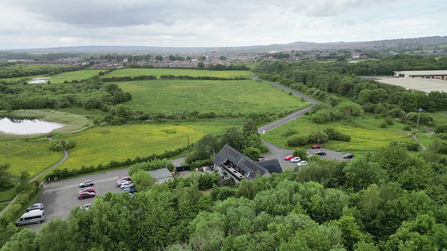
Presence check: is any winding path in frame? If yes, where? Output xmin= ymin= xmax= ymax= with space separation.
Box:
xmin=413 ymin=133 xmax=427 ymax=151
xmin=0 ymin=148 xmax=69 ymax=216
xmin=252 ymin=77 xmax=321 ymax=133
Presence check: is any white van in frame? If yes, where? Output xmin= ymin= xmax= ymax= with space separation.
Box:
xmin=15 ymin=210 xmax=46 ymax=226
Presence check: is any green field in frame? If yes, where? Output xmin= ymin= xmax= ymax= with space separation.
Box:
xmin=431 ymin=111 xmax=447 ymax=125
xmin=0 ymin=188 xmax=17 ymax=203
xmin=53 ymin=121 xmax=236 ymax=171
xmin=261 ymin=113 xmax=415 ymax=151
xmin=0 ymin=204 xmax=7 ymax=212
xmin=0 ymin=139 xmax=64 ymax=178
xmin=118 ymin=79 xmax=311 ymax=115
xmin=106 ymin=68 xmax=255 ymax=78
xmin=3 ymin=68 xmax=255 ymax=84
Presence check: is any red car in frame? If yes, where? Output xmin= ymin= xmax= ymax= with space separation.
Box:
xmin=284 ymin=155 xmax=295 ymax=160
xmin=79 ymin=187 xmax=95 ymax=194
xmin=78 ymin=192 xmax=95 ymax=200
xmin=312 ymin=145 xmax=322 ymax=149
xmin=120 ymin=176 xmax=131 ymax=181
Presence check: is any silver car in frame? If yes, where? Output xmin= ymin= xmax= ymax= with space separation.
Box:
xmin=16 ymin=210 xmax=46 ymax=226
xmin=121 ymin=182 xmax=134 ymax=189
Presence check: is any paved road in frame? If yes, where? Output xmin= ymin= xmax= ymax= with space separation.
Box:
xmin=253 ymin=77 xmax=321 ymax=133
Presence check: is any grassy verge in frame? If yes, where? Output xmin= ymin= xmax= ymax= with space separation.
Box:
xmin=0 ymin=188 xmax=17 ymax=203
xmin=118 ymin=79 xmax=312 ymax=115
xmin=0 ymin=139 xmax=64 ymax=178
xmin=52 ymin=121 xmax=236 ymax=171
xmin=0 ymin=204 xmax=7 ymax=212
xmin=261 ymin=113 xmax=415 ymax=151
xmin=0 ymin=109 xmax=90 ymax=138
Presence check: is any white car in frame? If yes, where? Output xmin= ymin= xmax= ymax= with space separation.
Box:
xmin=290 ymin=157 xmax=301 ymax=163
xmin=297 ymin=161 xmax=308 ymax=166
xmin=121 ymin=182 xmax=134 ymax=189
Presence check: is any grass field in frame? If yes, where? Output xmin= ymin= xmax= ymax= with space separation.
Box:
xmin=431 ymin=111 xmax=447 ymax=125
xmin=261 ymin=113 xmax=415 ymax=151
xmin=4 ymin=68 xmax=255 ymax=84
xmin=0 ymin=188 xmax=17 ymax=203
xmin=0 ymin=110 xmax=90 ymax=139
xmin=106 ymin=68 xmax=255 ymax=78
xmin=0 ymin=64 xmax=74 ymax=71
xmin=0 ymin=204 xmax=7 ymax=212
xmin=0 ymin=139 xmax=64 ymax=178
xmin=53 ymin=121 xmax=236 ymax=171
xmin=118 ymin=79 xmax=311 ymax=115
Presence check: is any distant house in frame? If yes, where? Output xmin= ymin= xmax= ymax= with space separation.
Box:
xmin=351 ymin=52 xmax=361 ymax=59
xmin=213 ymin=144 xmax=283 ymax=183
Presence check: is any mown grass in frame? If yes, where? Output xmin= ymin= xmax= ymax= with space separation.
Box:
xmin=261 ymin=113 xmax=414 ymax=151
xmin=118 ymin=79 xmax=312 ymax=115
xmin=0 ymin=109 xmax=90 ymax=139
xmin=5 ymin=69 xmax=103 ymax=83
xmin=53 ymin=121 xmax=236 ymax=171
xmin=0 ymin=64 xmax=74 ymax=72
xmin=106 ymin=68 xmax=255 ymax=78
xmin=0 ymin=188 xmax=17 ymax=202
xmin=431 ymin=111 xmax=447 ymax=125
xmin=0 ymin=204 xmax=7 ymax=212
xmin=0 ymin=139 xmax=64 ymax=178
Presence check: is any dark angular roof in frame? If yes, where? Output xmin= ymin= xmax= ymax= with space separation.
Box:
xmin=213 ymin=144 xmax=268 ymax=179
xmin=257 ymin=159 xmax=283 ymax=174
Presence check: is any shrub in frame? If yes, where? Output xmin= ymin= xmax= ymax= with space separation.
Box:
xmin=403 ymin=125 xmax=412 ymax=131
xmin=406 ymin=142 xmax=420 ymax=151
xmin=380 ymin=121 xmax=388 ymax=128
xmin=385 ymin=117 xmax=394 ymax=125
xmin=48 ymin=141 xmax=63 ymax=152
xmin=287 ymin=135 xmax=308 ymax=147
xmin=293 ymin=148 xmax=308 ymax=161
xmin=282 ymin=127 xmax=298 ymax=137
xmin=437 ymin=133 xmax=447 ymax=140
xmin=436 ymin=125 xmax=447 ymax=134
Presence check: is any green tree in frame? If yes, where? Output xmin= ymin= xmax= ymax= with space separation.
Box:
xmin=342 ymin=156 xmax=388 ymax=192
xmin=293 ymin=148 xmax=308 ymax=161
xmin=0 ymin=163 xmax=11 ymax=189
xmin=16 ymin=170 xmax=30 ymax=193
xmin=115 ymin=104 xmax=130 ymax=119
xmin=0 ymin=228 xmax=36 ymax=251
xmin=243 ymin=147 xmax=261 ymax=161
xmin=220 ymin=127 xmax=244 ymax=152
xmin=219 ymin=56 xmax=227 ymax=60
xmin=242 ymin=119 xmax=258 ymax=137
xmin=198 ymin=62 xmax=204 ymax=68
xmin=235 ymin=179 xmax=258 ymax=200
xmin=131 ymin=169 xmax=156 ymax=192
xmin=34 ymin=218 xmax=72 ymax=251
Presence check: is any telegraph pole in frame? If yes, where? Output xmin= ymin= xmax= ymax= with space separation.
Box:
xmin=416 ymin=108 xmax=424 ymax=130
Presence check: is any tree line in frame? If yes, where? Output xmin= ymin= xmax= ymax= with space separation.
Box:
xmin=0 ymin=65 xmax=86 ymax=78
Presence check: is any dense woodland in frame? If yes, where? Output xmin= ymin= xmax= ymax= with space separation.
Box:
xmin=0 ymin=64 xmax=86 ymax=78
xmin=0 ymin=77 xmax=131 ymax=111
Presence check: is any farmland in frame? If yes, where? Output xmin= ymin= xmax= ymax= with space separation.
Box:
xmin=261 ymin=113 xmax=415 ymax=151
xmin=117 ymin=79 xmax=311 ymax=115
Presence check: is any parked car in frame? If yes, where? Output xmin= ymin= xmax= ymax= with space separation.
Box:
xmin=290 ymin=157 xmax=301 ymax=163
xmin=80 ymin=203 xmax=92 ymax=210
xmin=297 ymin=161 xmax=308 ymax=167
xmin=203 ymin=167 xmax=218 ymax=174
xmin=27 ymin=203 xmax=44 ymax=212
xmin=311 ymin=145 xmax=321 ymax=149
xmin=284 ymin=155 xmax=295 ymax=160
xmin=78 ymin=192 xmax=95 ymax=200
xmin=315 ymin=151 xmax=326 ymax=156
xmin=79 ymin=180 xmax=94 ymax=188
xmin=122 ymin=188 xmax=137 ymax=194
xmin=79 ymin=187 xmax=95 ymax=194
xmin=121 ymin=182 xmax=134 ymax=189
xmin=257 ymin=156 xmax=265 ymax=162
xmin=16 ymin=210 xmax=45 ymax=226
xmin=117 ymin=179 xmax=129 ymax=187
xmin=343 ymin=153 xmax=354 ymax=159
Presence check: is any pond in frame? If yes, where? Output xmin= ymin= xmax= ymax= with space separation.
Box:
xmin=28 ymin=77 xmax=51 ymax=84
xmin=0 ymin=117 xmax=65 ymax=135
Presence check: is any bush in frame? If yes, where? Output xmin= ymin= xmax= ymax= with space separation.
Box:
xmin=287 ymin=135 xmax=309 ymax=147
xmin=436 ymin=125 xmax=447 ymax=134
xmin=48 ymin=141 xmax=63 ymax=152
xmin=406 ymin=142 xmax=420 ymax=151
xmin=293 ymin=148 xmax=308 ymax=161
xmin=282 ymin=127 xmax=298 ymax=137
xmin=403 ymin=125 xmax=412 ymax=131
xmin=385 ymin=117 xmax=394 ymax=125
xmin=323 ymin=128 xmax=351 ymax=142
xmin=380 ymin=121 xmax=388 ymax=128
xmin=437 ymin=133 xmax=447 ymax=140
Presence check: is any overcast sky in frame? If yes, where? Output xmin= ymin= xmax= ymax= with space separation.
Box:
xmin=1 ymin=0 xmax=446 ymax=50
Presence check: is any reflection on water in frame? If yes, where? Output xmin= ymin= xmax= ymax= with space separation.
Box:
xmin=28 ymin=77 xmax=51 ymax=84
xmin=0 ymin=117 xmax=65 ymax=135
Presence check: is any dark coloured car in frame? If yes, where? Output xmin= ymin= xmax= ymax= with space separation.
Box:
xmin=79 ymin=187 xmax=95 ymax=194
xmin=122 ymin=188 xmax=137 ymax=194
xmin=79 ymin=180 xmax=94 ymax=188
xmin=315 ymin=151 xmax=326 ymax=156
xmin=343 ymin=153 xmax=354 ymax=159
xmin=311 ymin=145 xmax=321 ymax=149
xmin=27 ymin=203 xmax=44 ymax=212
xmin=78 ymin=192 xmax=95 ymax=200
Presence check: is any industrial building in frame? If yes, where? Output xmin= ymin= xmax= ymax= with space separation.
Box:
xmin=394 ymin=70 xmax=447 ymax=80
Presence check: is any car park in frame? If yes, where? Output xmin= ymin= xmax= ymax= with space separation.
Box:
xmin=80 ymin=203 xmax=92 ymax=210
xmin=343 ymin=153 xmax=354 ymax=159
xmin=311 ymin=145 xmax=321 ymax=149
xmin=315 ymin=151 xmax=326 ymax=156
xmin=297 ymin=161 xmax=308 ymax=167
xmin=78 ymin=192 xmax=95 ymax=200
xmin=79 ymin=180 xmax=94 ymax=188
xmin=27 ymin=203 xmax=44 ymax=212
xmin=290 ymin=157 xmax=301 ymax=163
xmin=79 ymin=187 xmax=95 ymax=194
xmin=284 ymin=155 xmax=295 ymax=161
xmin=121 ymin=182 xmax=134 ymax=189
xmin=16 ymin=210 xmax=45 ymax=226
xmin=117 ymin=179 xmax=129 ymax=187
xmin=122 ymin=188 xmax=137 ymax=194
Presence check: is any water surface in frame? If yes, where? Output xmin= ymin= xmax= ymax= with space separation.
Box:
xmin=0 ymin=117 xmax=65 ymax=135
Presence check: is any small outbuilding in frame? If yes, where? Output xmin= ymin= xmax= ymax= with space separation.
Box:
xmin=148 ymin=168 xmax=173 ymax=184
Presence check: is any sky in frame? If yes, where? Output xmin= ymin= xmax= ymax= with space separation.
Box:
xmin=1 ymin=0 xmax=446 ymax=50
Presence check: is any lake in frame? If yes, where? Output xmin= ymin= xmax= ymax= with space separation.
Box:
xmin=0 ymin=117 xmax=65 ymax=135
